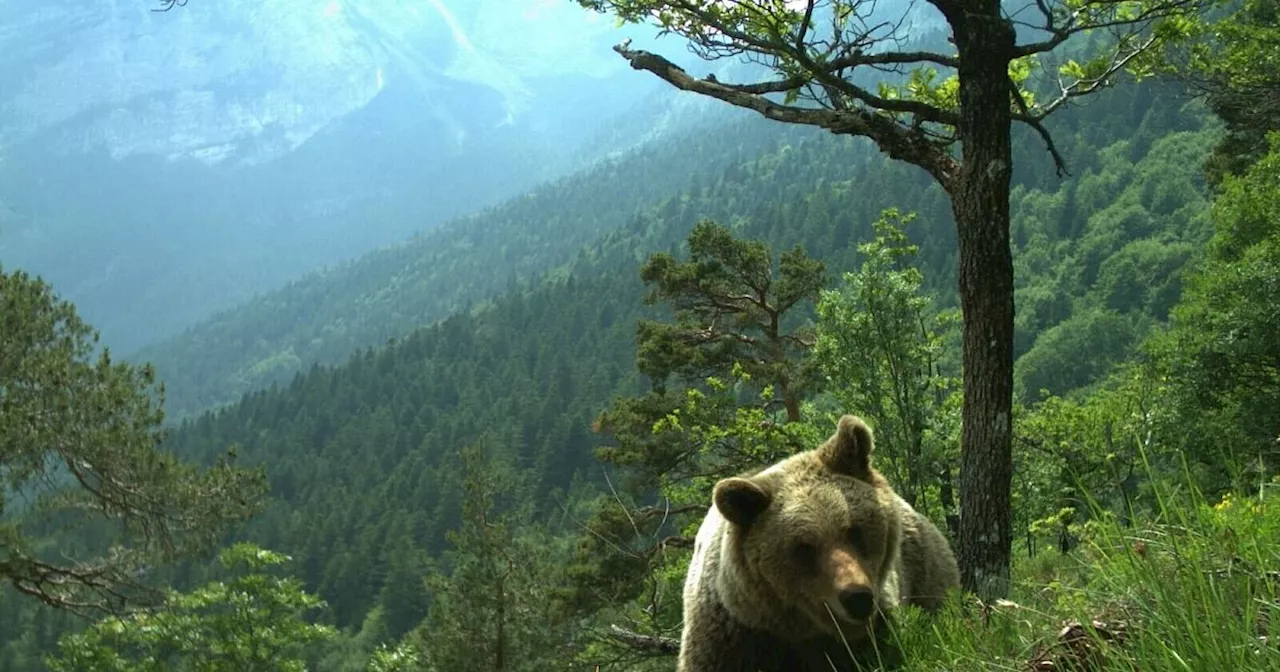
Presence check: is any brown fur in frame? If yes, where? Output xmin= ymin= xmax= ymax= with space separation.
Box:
xmin=677 ymin=415 xmax=961 ymax=672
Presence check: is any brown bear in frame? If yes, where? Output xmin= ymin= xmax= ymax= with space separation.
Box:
xmin=677 ymin=414 xmax=960 ymax=672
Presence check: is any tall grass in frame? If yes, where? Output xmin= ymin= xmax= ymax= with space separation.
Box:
xmin=878 ymin=465 xmax=1280 ymax=671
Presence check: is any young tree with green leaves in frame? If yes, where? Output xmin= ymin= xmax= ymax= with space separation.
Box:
xmin=364 ymin=642 xmax=423 ymax=672
xmin=576 ymin=0 xmax=1213 ymax=598
xmin=813 ymin=208 xmax=961 ymax=529
xmin=1012 ymin=363 xmax=1165 ymax=556
xmin=1150 ymin=133 xmax=1280 ymax=484
xmin=1127 ymin=4 xmax=1280 ymax=489
xmin=0 ymin=265 xmax=266 ymax=616
xmin=44 ymin=543 xmax=335 ymax=672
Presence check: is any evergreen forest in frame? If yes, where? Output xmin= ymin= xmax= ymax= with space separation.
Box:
xmin=2 ymin=1 xmax=1278 ymax=670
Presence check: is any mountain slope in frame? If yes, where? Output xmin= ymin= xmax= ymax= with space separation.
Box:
xmin=137 ymin=73 xmax=1211 ymax=421
xmin=0 ymin=0 xmax=674 ymax=353
xmin=134 ymin=115 xmax=824 ymax=418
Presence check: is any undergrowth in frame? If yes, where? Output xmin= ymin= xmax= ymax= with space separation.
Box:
xmin=879 ymin=470 xmax=1280 ymax=671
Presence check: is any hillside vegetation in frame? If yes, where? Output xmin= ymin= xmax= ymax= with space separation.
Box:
xmin=4 ymin=8 xmax=1279 ymax=669
xmin=4 ymin=73 xmax=1230 ymax=667
xmin=133 ymin=116 xmax=814 ymax=419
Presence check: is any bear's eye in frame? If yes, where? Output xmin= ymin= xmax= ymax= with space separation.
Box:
xmin=791 ymin=541 xmax=818 ymax=568
xmin=848 ymin=526 xmax=866 ymax=555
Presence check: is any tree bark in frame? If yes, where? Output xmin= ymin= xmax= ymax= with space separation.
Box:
xmin=948 ymin=2 xmax=1016 ymax=601
xmin=781 ymin=389 xmax=802 ymax=424
xmin=496 ymin=573 xmax=507 ymax=670
xmin=938 ymin=461 xmax=960 ymax=542
xmin=607 ymin=624 xmax=681 ymax=654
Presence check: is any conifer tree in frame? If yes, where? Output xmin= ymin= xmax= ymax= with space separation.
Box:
xmin=0 ymin=265 xmax=266 ymax=615
xmin=635 ymin=218 xmax=827 ymax=421
xmin=593 ymin=220 xmax=825 ymax=491
xmin=411 ymin=441 xmax=569 ymax=672
xmin=564 ymin=221 xmax=825 ymax=658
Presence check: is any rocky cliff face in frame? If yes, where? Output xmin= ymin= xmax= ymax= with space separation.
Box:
xmin=0 ymin=0 xmax=663 ymax=352
xmin=0 ymin=0 xmax=642 ymax=166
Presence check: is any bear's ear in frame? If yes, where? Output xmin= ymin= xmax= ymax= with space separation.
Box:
xmin=713 ymin=477 xmax=772 ymax=527
xmin=819 ymin=414 xmax=875 ymax=480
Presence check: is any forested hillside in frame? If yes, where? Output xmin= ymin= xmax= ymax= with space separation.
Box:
xmin=1 ymin=70 xmax=1224 ymax=670
xmin=134 ymin=68 xmax=1200 ymax=424
xmin=131 ymin=27 xmax=975 ymax=423
xmin=133 ymin=115 xmax=816 ymax=419
xmin=8 ymin=0 xmax=1280 ymax=666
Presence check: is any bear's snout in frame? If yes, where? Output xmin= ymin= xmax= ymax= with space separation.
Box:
xmin=838 ymin=586 xmax=875 ymax=620
xmin=827 ymin=547 xmax=876 ymax=622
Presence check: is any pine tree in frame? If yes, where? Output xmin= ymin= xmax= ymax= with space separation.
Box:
xmin=410 ymin=441 xmax=570 ymax=671
xmin=0 ymin=264 xmax=266 ymax=615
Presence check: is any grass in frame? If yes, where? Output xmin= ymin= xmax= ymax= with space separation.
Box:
xmin=875 ymin=472 xmax=1280 ymax=671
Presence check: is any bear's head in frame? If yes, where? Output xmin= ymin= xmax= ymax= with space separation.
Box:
xmin=712 ymin=414 xmax=902 ymax=641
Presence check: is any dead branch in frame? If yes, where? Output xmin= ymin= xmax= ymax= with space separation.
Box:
xmin=607 ymin=624 xmax=681 ymax=655
xmin=1 ymin=551 xmax=163 ymax=619
xmin=659 ymin=535 xmax=694 ymax=551
xmin=611 ymin=43 xmax=959 ymax=189
xmin=634 ymin=504 xmax=705 ymax=520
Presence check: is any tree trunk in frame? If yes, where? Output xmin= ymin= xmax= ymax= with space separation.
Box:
xmin=782 ymin=390 xmax=801 ymax=424
xmin=938 ymin=461 xmax=960 ymax=542
xmin=495 ymin=573 xmax=507 ymax=670
xmin=949 ymin=4 xmax=1016 ymax=601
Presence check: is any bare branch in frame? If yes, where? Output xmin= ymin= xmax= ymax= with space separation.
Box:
xmin=634 ymin=504 xmax=706 ymax=520
xmin=782 ymin=332 xmax=818 ymax=349
xmin=612 ymin=43 xmax=959 ymax=188
xmin=603 ymin=470 xmax=643 ymax=542
xmin=1 ymin=550 xmax=162 ymax=619
xmin=1019 ymin=115 xmax=1070 ymax=177
xmin=659 ymin=535 xmax=694 ymax=550
xmin=1031 ymin=34 xmax=1158 ymax=119
xmin=1012 ymin=0 xmax=1210 ymax=58
xmin=607 ymin=624 xmax=681 ymax=655
xmin=795 ymin=0 xmax=817 ymax=51
xmin=1008 ymin=79 xmax=1069 ymax=177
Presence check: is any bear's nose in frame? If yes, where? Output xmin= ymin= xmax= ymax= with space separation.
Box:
xmin=839 ymin=587 xmax=875 ymax=620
